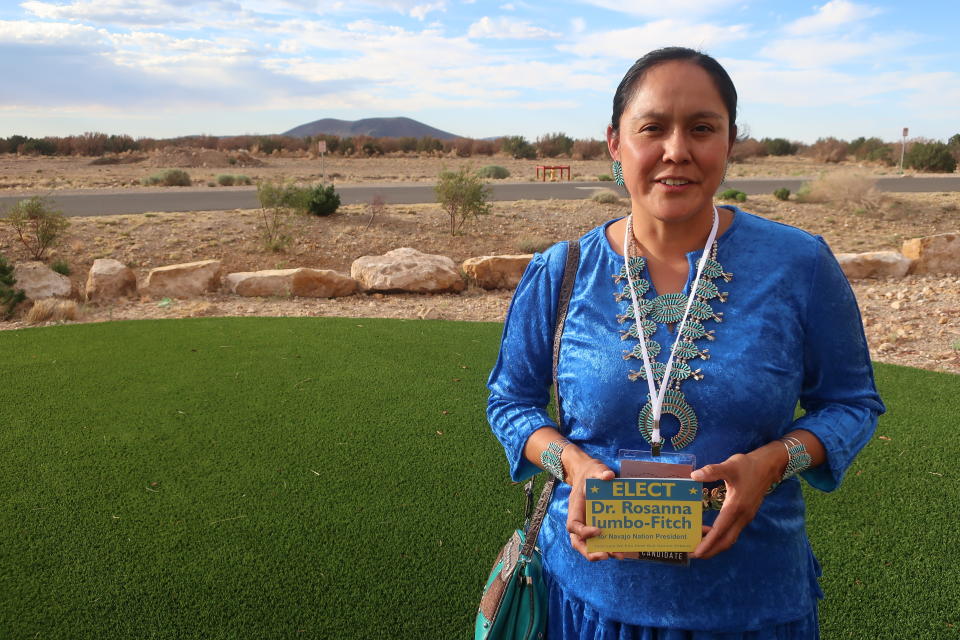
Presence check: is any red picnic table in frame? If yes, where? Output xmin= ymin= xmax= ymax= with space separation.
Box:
xmin=536 ymin=165 xmax=571 ymax=181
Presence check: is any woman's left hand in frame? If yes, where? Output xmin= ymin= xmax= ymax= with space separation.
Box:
xmin=689 ymin=452 xmax=777 ymax=559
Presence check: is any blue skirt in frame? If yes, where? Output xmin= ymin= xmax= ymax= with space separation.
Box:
xmin=546 ymin=575 xmax=820 ymax=640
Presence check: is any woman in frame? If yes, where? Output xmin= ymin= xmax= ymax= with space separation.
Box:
xmin=486 ymin=47 xmax=884 ymax=638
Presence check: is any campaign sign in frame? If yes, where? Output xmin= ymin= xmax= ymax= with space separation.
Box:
xmin=585 ymin=478 xmax=702 ymax=553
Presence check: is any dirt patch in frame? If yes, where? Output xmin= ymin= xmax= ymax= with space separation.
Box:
xmin=1 ymin=192 xmax=958 ymax=376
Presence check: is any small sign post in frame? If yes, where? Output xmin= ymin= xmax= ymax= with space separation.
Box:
xmin=318 ymin=140 xmax=327 ymax=183
xmin=899 ymin=127 xmax=908 ymax=174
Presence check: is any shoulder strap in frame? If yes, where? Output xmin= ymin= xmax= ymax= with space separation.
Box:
xmin=521 ymin=239 xmax=580 ymax=555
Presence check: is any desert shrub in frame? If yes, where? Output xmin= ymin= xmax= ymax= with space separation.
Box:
xmin=515 ymin=236 xmax=554 ymax=253
xmin=866 ymin=145 xmax=895 ymax=166
xmin=0 ymin=254 xmax=26 ymax=320
xmin=215 ymin=174 xmax=251 ymax=186
xmin=360 ymin=139 xmax=383 ymax=157
xmin=3 ymin=196 xmax=70 ymax=261
xmin=476 ymin=165 xmax=510 ymax=179
xmin=719 ymin=188 xmax=747 ymax=202
xmin=256 ymin=136 xmax=283 ymax=155
xmin=256 ymin=182 xmax=310 ymax=252
xmin=143 ymin=169 xmax=192 ymax=187
xmin=501 ymin=135 xmax=536 ymax=160
xmin=472 ymin=139 xmax=497 ymax=156
xmin=805 ymin=137 xmax=849 ymax=163
xmin=306 ymin=184 xmax=341 ymax=216
xmin=849 ymin=137 xmax=896 ymax=166
xmin=434 ymin=167 xmax=492 ymax=235
xmin=761 ymin=138 xmax=798 ymax=156
xmin=729 ymin=138 xmax=767 ymax=162
xmin=395 ymin=137 xmax=418 ymax=153
xmin=364 ymin=194 xmax=386 ymax=229
xmin=447 ymin=138 xmax=472 ymax=157
xmin=17 ymin=138 xmax=57 ymax=156
xmin=597 ymin=174 xmax=613 ymax=181
xmin=51 ymin=259 xmax=71 ymax=276
xmin=572 ymin=139 xmax=606 ymax=160
xmin=773 ymin=188 xmax=791 ymax=201
xmin=949 ymin=134 xmax=960 ymax=162
xmin=796 ymin=172 xmax=882 ymax=212
xmin=377 ymin=137 xmax=401 ymax=154
xmin=26 ymin=298 xmax=79 ymax=324
xmin=905 ymin=141 xmax=957 ymax=173
xmin=536 ymin=132 xmax=574 ymax=158
xmin=417 ymin=136 xmax=443 ymax=154
xmin=591 ymin=189 xmax=623 ymax=205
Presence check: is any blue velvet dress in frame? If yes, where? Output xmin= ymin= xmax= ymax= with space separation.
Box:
xmin=486 ymin=207 xmax=885 ymax=639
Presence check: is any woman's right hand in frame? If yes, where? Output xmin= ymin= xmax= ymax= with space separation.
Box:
xmin=564 ymin=454 xmax=618 ymax=561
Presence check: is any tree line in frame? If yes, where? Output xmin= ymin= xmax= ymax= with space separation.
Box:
xmin=2 ymin=130 xmax=958 ymax=172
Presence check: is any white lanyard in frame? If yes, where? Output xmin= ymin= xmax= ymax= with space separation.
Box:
xmin=622 ymin=207 xmax=719 ymax=447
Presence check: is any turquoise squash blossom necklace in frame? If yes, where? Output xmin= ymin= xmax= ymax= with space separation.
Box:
xmin=615 ymin=208 xmax=732 ymax=453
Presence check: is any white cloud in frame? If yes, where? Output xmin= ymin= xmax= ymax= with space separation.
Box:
xmin=500 ymin=3 xmax=515 ymax=9
xmin=468 ymin=16 xmax=559 ymax=39
xmin=410 ymin=1 xmax=445 ymax=20
xmin=784 ymin=0 xmax=882 ymax=36
xmin=761 ymin=31 xmax=919 ymax=68
xmin=0 ymin=19 xmax=107 ymax=47
xmin=20 ymin=0 xmax=237 ymax=27
xmin=725 ymin=57 xmax=902 ymax=108
xmin=559 ymin=20 xmax=748 ymax=59
xmin=577 ymin=0 xmax=740 ymax=18
xmin=570 ymin=17 xmax=585 ymax=34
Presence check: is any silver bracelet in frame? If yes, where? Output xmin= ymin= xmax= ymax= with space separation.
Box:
xmin=540 ymin=438 xmax=571 ymax=483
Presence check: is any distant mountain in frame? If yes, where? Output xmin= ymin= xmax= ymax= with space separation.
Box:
xmin=282 ymin=117 xmax=462 ymax=140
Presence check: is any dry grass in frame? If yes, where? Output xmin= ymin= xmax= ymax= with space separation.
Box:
xmin=26 ymin=298 xmax=80 ymax=324
xmin=591 ymin=189 xmax=625 ymax=205
xmin=796 ymin=171 xmax=884 ymax=213
xmin=514 ymin=235 xmax=554 ymax=253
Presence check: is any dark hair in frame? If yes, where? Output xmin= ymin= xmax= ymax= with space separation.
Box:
xmin=611 ymin=47 xmax=738 ymax=143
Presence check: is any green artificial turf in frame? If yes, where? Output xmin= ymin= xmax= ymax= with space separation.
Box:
xmin=807 ymin=362 xmax=960 ymax=640
xmin=0 ymin=318 xmax=957 ymax=639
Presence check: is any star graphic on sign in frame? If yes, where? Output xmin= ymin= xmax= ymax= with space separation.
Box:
xmin=690 ymin=488 xmax=699 ymax=495
xmin=590 ymin=486 xmax=599 ymax=494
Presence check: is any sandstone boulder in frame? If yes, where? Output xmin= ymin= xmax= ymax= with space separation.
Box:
xmin=142 ymin=259 xmax=222 ymax=299
xmin=225 ymin=268 xmax=358 ymax=298
xmin=462 ymin=255 xmax=533 ymax=290
xmin=351 ymin=248 xmax=465 ymax=293
xmin=12 ymin=261 xmax=71 ymax=300
xmin=902 ymin=232 xmax=960 ymax=275
xmin=85 ymin=258 xmax=137 ymax=302
xmin=835 ymin=251 xmax=913 ymax=280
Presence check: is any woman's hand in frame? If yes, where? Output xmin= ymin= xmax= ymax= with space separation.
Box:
xmin=690 ymin=449 xmax=782 ymax=559
xmin=564 ymin=455 xmax=619 ymax=561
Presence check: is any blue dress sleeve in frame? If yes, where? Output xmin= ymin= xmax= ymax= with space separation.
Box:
xmin=486 ymin=244 xmax=567 ymax=482
xmin=793 ymin=237 xmax=886 ymax=492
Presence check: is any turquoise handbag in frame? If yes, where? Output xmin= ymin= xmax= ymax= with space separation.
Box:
xmin=475 ymin=238 xmax=579 ymax=640
xmin=474 ymin=480 xmax=554 ymax=640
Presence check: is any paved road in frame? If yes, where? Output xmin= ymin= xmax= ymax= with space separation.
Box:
xmin=2 ymin=176 xmax=958 ymax=217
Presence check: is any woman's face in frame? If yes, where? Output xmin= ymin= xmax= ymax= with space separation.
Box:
xmin=607 ymin=60 xmax=733 ymax=227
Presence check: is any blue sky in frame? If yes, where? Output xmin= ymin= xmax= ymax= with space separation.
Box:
xmin=1 ymin=0 xmax=958 ymax=143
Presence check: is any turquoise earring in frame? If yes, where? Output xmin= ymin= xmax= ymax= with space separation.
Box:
xmin=612 ymin=160 xmax=624 ymax=186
